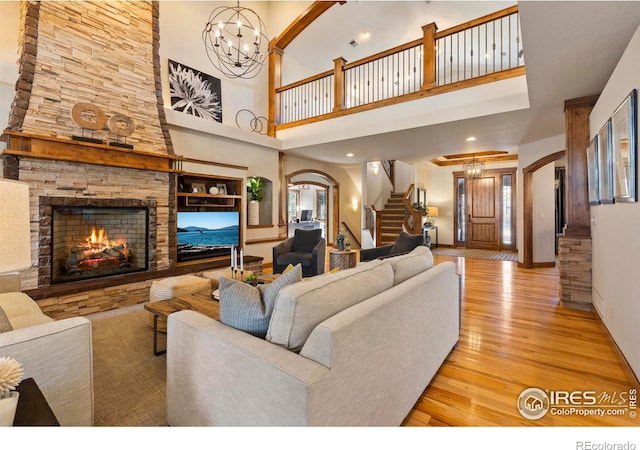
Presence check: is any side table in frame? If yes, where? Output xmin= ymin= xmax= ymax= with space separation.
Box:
xmin=329 ymin=249 xmax=357 ymax=271
xmin=14 ymin=378 xmax=60 ymax=426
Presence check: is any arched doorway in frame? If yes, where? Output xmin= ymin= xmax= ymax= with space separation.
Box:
xmin=285 ymin=170 xmax=339 ymax=245
xmin=522 ymin=150 xmax=566 ymax=268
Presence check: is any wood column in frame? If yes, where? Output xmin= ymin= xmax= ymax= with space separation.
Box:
xmin=421 ymin=23 xmax=438 ymax=90
xmin=333 ymin=57 xmax=347 ymax=112
xmin=563 ymin=95 xmax=598 ymax=236
xmin=559 ymin=94 xmax=598 ymax=311
xmin=268 ymin=42 xmax=284 ymax=138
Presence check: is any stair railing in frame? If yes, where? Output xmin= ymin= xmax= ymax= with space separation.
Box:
xmin=403 ymin=184 xmax=423 ymax=235
xmin=381 ymin=160 xmax=395 ymax=189
xmin=340 ymin=221 xmax=362 ymax=248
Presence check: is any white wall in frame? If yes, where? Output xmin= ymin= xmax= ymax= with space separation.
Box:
xmin=589 ymin=23 xmax=640 ymax=379
xmin=364 ymin=161 xmax=393 ymax=210
xmin=532 ymin=164 xmax=556 ymax=262
xmin=394 ymin=160 xmax=415 ymax=194
xmin=516 ymin=133 xmax=565 ymax=263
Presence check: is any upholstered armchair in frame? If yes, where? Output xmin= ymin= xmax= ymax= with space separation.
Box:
xmin=360 ymin=231 xmax=426 ymax=262
xmin=273 ymin=229 xmax=326 ymax=277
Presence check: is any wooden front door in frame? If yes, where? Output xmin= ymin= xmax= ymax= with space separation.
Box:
xmin=467 ymin=174 xmax=501 ymax=250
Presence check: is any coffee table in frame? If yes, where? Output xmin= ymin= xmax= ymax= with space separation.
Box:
xmin=144 ymin=289 xmax=219 ymax=356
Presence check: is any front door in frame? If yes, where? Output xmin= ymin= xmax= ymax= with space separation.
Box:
xmin=467 ymin=174 xmax=501 ymax=250
xmin=454 ymin=169 xmax=516 ymax=251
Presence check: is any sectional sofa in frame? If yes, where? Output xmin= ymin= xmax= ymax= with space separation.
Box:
xmin=166 ymin=246 xmax=460 ymax=426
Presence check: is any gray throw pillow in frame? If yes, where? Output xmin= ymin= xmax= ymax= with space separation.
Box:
xmin=389 ymin=231 xmax=424 ymax=256
xmin=219 ymin=264 xmax=303 ymax=338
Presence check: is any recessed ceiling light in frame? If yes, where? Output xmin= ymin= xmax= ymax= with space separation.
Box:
xmin=346 ymin=153 xmax=354 ymax=157
xmin=466 ymin=136 xmax=477 ymax=142
xmin=361 ymin=31 xmax=371 ymax=40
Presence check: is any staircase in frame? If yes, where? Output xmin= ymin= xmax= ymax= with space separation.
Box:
xmin=379 ymin=192 xmax=406 ymax=245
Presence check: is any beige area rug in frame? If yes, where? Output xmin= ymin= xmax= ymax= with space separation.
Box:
xmin=88 ymin=304 xmax=167 ymax=426
xmin=431 ymin=247 xmax=518 ymax=262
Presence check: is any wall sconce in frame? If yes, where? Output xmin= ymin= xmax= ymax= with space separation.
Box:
xmin=351 ymin=200 xmax=359 ymax=212
xmin=371 ymin=162 xmax=379 ymax=175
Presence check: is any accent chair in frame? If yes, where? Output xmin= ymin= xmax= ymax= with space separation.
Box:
xmin=273 ymin=228 xmax=326 ymax=277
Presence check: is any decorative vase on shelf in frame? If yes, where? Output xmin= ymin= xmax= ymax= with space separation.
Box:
xmin=246 ymin=176 xmax=264 ymax=226
xmin=248 ymin=200 xmax=260 ymax=226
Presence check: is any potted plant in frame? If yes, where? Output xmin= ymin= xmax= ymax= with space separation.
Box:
xmin=246 ymin=176 xmax=264 ymax=226
xmin=245 ymin=273 xmax=259 ymax=286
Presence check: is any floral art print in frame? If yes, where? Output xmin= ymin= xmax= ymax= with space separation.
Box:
xmin=169 ymin=60 xmax=222 ymax=122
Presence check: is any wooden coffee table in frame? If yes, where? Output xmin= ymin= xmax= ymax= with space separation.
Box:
xmin=144 ymin=289 xmax=219 ymax=356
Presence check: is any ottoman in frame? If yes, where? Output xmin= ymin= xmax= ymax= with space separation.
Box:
xmin=148 ymin=275 xmax=211 ymax=332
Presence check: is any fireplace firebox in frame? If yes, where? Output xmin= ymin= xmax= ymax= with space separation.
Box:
xmin=52 ymin=206 xmax=149 ymax=283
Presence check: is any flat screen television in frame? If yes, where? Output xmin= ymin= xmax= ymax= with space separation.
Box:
xmin=177 ymin=211 xmax=240 ymax=262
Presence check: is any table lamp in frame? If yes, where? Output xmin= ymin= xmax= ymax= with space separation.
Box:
xmin=0 ymin=179 xmax=31 ymax=292
xmin=427 ymin=206 xmax=438 ymax=225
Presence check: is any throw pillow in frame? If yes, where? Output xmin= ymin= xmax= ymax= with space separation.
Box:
xmin=389 ymin=231 xmax=425 ymax=256
xmin=258 ymin=264 xmax=303 ymax=315
xmin=219 ymin=264 xmax=303 ymax=338
xmin=0 ymin=307 xmax=12 ymax=333
xmin=218 ymin=278 xmax=266 ymax=337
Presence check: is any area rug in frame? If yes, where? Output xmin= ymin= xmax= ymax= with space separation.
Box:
xmin=89 ymin=304 xmax=167 ymax=426
xmin=431 ymin=247 xmax=518 ymax=262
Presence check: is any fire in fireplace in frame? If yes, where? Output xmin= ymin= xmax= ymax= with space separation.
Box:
xmin=52 ymin=206 xmax=149 ymax=283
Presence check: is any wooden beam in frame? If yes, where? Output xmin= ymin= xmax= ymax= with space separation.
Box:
xmin=430 ymin=154 xmax=518 ymax=167
xmin=441 ymin=150 xmax=509 ymax=160
xmin=273 ymin=1 xmax=345 ymax=50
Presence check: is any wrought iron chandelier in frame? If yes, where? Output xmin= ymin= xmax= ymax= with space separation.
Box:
xmin=463 ymin=155 xmax=485 ymax=179
xmin=202 ymin=1 xmax=269 ymax=79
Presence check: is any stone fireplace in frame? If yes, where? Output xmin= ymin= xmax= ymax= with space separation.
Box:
xmin=1 ymin=1 xmax=180 ymax=318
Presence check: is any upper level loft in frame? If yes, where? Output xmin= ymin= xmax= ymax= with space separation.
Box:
xmin=268 ymin=4 xmax=525 ymax=142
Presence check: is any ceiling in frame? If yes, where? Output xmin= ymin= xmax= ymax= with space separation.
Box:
xmin=275 ymin=1 xmax=640 ymax=167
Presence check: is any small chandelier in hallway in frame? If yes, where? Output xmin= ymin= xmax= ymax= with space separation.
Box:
xmin=202 ymin=1 xmax=269 ymax=79
xmin=464 ymin=155 xmax=485 ymax=179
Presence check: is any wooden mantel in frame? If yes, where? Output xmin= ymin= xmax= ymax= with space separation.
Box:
xmin=1 ymin=130 xmax=178 ymax=173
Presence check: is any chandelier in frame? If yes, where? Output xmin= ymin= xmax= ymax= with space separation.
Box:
xmin=202 ymin=1 xmax=269 ymax=79
xmin=463 ymin=155 xmax=485 ymax=179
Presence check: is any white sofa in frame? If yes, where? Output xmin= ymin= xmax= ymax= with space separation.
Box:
xmin=166 ymin=247 xmax=459 ymax=426
xmin=0 ymin=276 xmax=93 ymax=426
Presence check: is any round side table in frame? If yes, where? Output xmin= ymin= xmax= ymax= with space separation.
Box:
xmin=329 ymin=249 xmax=357 ymax=271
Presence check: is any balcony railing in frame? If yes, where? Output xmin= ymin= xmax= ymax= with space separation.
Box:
xmin=271 ymin=5 xmax=524 ymax=134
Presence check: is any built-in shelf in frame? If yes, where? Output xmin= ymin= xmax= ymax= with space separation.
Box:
xmin=178 ymin=172 xmax=242 ymax=210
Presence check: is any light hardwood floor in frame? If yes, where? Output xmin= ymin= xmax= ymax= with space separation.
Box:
xmin=402 ymin=255 xmax=640 ymax=426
